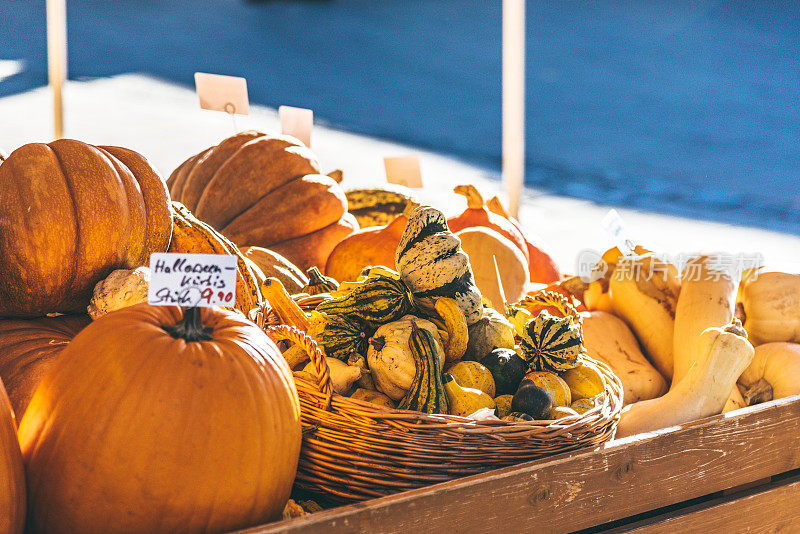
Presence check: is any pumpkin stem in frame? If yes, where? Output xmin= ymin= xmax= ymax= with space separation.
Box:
xmin=306 ymin=267 xmax=326 ymax=284
xmin=454 ymin=184 xmax=485 ymax=210
xmin=369 ymin=335 xmax=386 ymax=351
xmin=163 ymin=307 xmax=213 ymax=342
xmin=486 ymin=196 xmax=511 ymax=219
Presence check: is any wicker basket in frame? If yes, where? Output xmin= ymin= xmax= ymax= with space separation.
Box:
xmin=258 ymin=296 xmax=624 ymax=503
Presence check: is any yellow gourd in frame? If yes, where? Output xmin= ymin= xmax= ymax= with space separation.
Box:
xmin=350 ymin=389 xmax=396 ymax=409
xmin=551 ymin=406 xmax=580 ymax=419
xmin=443 ymin=374 xmax=495 ymax=417
xmin=434 ymin=297 xmax=468 ymax=363
xmin=494 ymin=394 xmax=513 ymax=419
xmin=560 ymin=361 xmax=605 ymax=400
xmin=616 ymin=320 xmax=754 ymax=439
xmin=523 ymin=371 xmax=571 ymax=407
xmin=448 ymin=361 xmax=496 ymax=397
xmin=570 ymin=397 xmax=599 ymax=414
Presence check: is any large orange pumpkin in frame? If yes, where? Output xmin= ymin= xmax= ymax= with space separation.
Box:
xmin=167 ymin=131 xmax=357 ymax=271
xmin=0 ymin=314 xmax=89 ymax=417
xmin=18 ymin=304 xmax=301 ymax=533
xmin=0 ymin=140 xmax=172 ymax=317
xmin=0 ymin=378 xmax=25 ymax=534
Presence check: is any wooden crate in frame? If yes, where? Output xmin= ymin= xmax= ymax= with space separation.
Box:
xmin=241 ymin=395 xmax=800 ymax=533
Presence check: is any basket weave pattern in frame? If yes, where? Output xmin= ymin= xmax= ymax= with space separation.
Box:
xmin=259 ymin=297 xmax=623 ymax=503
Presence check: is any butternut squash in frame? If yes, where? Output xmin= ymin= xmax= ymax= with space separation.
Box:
xmin=739 ymin=272 xmax=800 ymax=345
xmin=739 ymin=342 xmax=800 ymax=401
xmin=616 ymin=321 xmax=754 ymax=439
xmin=581 ymin=311 xmax=667 ymax=405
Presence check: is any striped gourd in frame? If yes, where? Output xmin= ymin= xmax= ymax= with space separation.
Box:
xmin=519 ymin=311 xmax=585 ymax=372
xmin=313 ymin=312 xmax=369 ymax=362
xmin=316 ymin=274 xmax=414 ymax=330
xmin=395 ymin=206 xmax=482 ymax=325
xmin=398 ymin=322 xmax=449 ymax=414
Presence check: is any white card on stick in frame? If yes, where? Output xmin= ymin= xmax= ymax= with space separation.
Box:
xmin=601 ymin=209 xmax=635 ymax=255
xmin=148 ymin=253 xmax=238 ymax=307
xmin=384 ymin=155 xmax=423 ymax=188
xmin=279 ymin=105 xmax=313 ymax=147
xmin=194 ymin=73 xmax=249 ymax=115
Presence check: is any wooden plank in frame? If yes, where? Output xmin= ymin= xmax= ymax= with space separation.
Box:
xmin=241 ymin=396 xmax=800 ymax=534
xmin=606 ymin=474 xmax=800 ymax=533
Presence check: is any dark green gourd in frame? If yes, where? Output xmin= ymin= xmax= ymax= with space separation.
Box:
xmin=398 ymin=322 xmax=449 ymax=414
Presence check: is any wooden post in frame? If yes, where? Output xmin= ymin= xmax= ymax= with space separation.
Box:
xmin=502 ymin=0 xmax=525 ymax=217
xmin=47 ymin=0 xmax=67 ymax=139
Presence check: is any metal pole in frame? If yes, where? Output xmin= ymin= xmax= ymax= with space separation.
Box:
xmin=47 ymin=0 xmax=67 ymax=139
xmin=502 ymin=0 xmax=525 ymax=217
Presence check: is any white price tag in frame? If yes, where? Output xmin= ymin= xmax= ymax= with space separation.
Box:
xmin=601 ymin=209 xmax=635 ymax=255
xmin=279 ymin=105 xmax=313 ymax=147
xmin=384 ymin=155 xmax=423 ymax=188
xmin=194 ymin=73 xmax=249 ymax=115
xmin=148 ymin=253 xmax=238 ymax=307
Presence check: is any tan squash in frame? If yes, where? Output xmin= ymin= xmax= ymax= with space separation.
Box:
xmin=581 ymin=311 xmax=667 ymax=405
xmin=87 ymin=266 xmax=150 ymax=319
xmin=616 ymin=321 xmax=754 ymax=439
xmin=241 ymin=246 xmax=308 ymax=294
xmin=456 ymin=227 xmax=528 ymax=312
xmin=0 ymin=378 xmax=25 ymax=534
xmin=739 ymin=342 xmax=800 ymax=401
xmin=739 ymin=272 xmax=800 ymax=345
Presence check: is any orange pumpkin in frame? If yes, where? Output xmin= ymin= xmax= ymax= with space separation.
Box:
xmin=18 ymin=304 xmax=301 ymax=533
xmin=325 ymin=202 xmax=416 ymax=282
xmin=0 ymin=140 xmax=172 ymax=317
xmin=0 ymin=378 xmax=25 ymax=534
xmin=0 ymin=314 xmax=89 ymax=417
xmin=486 ymin=196 xmax=561 ymax=283
xmin=167 ymin=131 xmax=356 ymax=270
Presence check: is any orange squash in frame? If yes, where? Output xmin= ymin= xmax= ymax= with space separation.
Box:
xmin=486 ymin=196 xmax=561 ymax=283
xmin=1 ymin=378 xmax=25 ymax=534
xmin=0 ymin=140 xmax=172 ymax=316
xmin=0 ymin=314 xmax=89 ymax=417
xmin=19 ymin=304 xmax=301 ymax=533
xmin=167 ymin=131 xmax=356 ymax=270
xmin=325 ymin=202 xmax=416 ymax=282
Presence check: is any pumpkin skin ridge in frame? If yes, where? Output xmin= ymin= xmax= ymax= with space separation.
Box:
xmin=19 ymin=304 xmax=300 ymax=533
xmin=0 ymin=378 xmax=25 ymax=534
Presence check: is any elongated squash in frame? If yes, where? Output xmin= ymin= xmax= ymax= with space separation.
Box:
xmin=616 ymin=321 xmax=753 ymax=439
xmin=398 ymin=323 xmax=449 ymax=414
xmin=739 ymin=272 xmax=800 ymax=345
xmin=739 ymin=342 xmax=800 ymax=401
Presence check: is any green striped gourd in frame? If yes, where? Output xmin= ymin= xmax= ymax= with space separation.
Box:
xmin=313 ymin=312 xmax=368 ymax=362
xmin=395 ymin=206 xmax=482 ymax=325
xmin=398 ymin=322 xmax=449 ymax=414
xmin=519 ymin=311 xmax=585 ymax=372
xmin=316 ymin=274 xmax=414 ymax=330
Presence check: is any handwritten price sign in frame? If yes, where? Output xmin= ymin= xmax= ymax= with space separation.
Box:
xmin=148 ymin=253 xmax=237 ymax=307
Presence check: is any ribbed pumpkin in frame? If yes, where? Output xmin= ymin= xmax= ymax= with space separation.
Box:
xmin=241 ymin=246 xmax=308 ymax=294
xmin=0 ymin=314 xmax=89 ymax=417
xmin=325 ymin=203 xmax=415 ymax=283
xmin=0 ymin=140 xmax=172 ymax=316
xmin=18 ymin=304 xmax=301 ymax=533
xmin=1 ymin=378 xmax=25 ymax=534
xmin=396 ymin=205 xmax=483 ymax=325
xmin=167 ymin=131 xmax=357 ymax=270
xmin=345 ymin=185 xmax=418 ymax=228
xmin=519 ymin=311 xmax=585 ymax=372
xmin=169 ymin=202 xmax=263 ymax=313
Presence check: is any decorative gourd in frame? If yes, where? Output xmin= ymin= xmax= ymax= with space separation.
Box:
xmin=616 ymin=320 xmax=754 ymax=439
xmin=465 ymin=308 xmax=516 ymax=361
xmin=302 ymin=357 xmax=363 ymax=395
xmin=87 ymin=266 xmax=150 ymax=319
xmin=398 ymin=323 xmax=449 ymax=414
xmin=551 ymin=406 xmax=579 ymax=419
xmin=434 ymin=297 xmax=468 ymax=363
xmin=347 ymin=353 xmax=376 ymax=390
xmin=507 ymin=307 xmax=532 ymax=337
xmin=523 ymin=371 xmax=571 ymax=407
xmin=395 ymin=205 xmax=483 ymax=324
xmin=485 ymin=195 xmax=561 ymax=283
xmin=325 ymin=201 xmax=417 ymax=283
xmin=241 ymin=246 xmax=308 ymax=294
xmin=261 ymin=278 xmax=311 ymax=332
xmin=0 ymin=378 xmax=25 ymax=534
xmin=0 ymin=314 xmax=90 ymax=417
xmin=18 ymin=304 xmax=301 ymax=532
xmin=169 ymin=202 xmax=263 ymax=313
xmin=519 ymin=311 xmax=585 ymax=372
xmin=0 ymin=140 xmax=172 ymax=316
xmin=559 ymin=360 xmax=605 ymax=401
xmin=310 ymin=312 xmax=368 ymax=363
xmin=739 ymin=272 xmax=800 ymax=345
xmin=739 ymin=342 xmax=800 ymax=401
xmin=316 ymin=273 xmax=415 ymax=332
xmin=481 ymin=348 xmax=528 ymax=395
xmin=609 ymin=253 xmax=680 ymax=381
xmin=442 ymin=374 xmax=494 ymax=417
xmin=367 ymin=316 xmax=444 ymax=401
xmin=350 ymin=389 xmax=396 ymax=409
xmin=447 ymin=361 xmax=496 ymax=397
xmin=447 ymin=185 xmax=529 ymax=264
xmin=511 ymin=383 xmax=552 ymax=419
xmin=517 ymin=290 xmax=583 ymax=322
xmin=345 ymin=185 xmax=418 ymax=228
xmin=167 ymin=131 xmax=357 ymax=270
xmin=581 ymin=311 xmax=667 ymax=405
xmin=570 ymin=397 xmax=599 ymax=414
xmin=494 ymin=394 xmax=513 ymax=419
xmin=302 ymin=267 xmax=338 ymax=295
xmin=456 ymin=227 xmax=528 ymax=312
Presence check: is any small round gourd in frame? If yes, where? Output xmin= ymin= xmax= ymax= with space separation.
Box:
xmin=571 ymin=396 xmax=601 ymax=414
xmin=481 ymin=348 xmax=527 ymax=395
xmin=494 ymin=394 xmax=513 ymax=419
xmin=447 ymin=361 xmax=496 ymax=397
xmin=502 ymin=412 xmax=534 ymax=422
xmin=511 ymin=383 xmax=552 ymax=419
xmin=465 ymin=308 xmax=515 ymax=361
xmin=524 ymin=371 xmax=572 ymax=407
xmin=560 ymin=360 xmax=605 ymax=400
xmin=519 ymin=311 xmax=585 ymax=372
xmin=350 ymin=389 xmax=396 ymax=409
